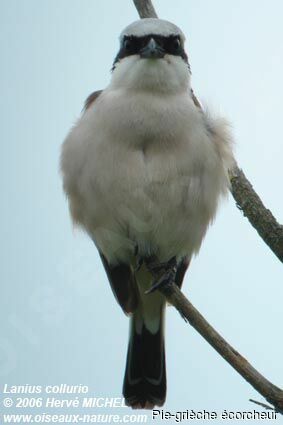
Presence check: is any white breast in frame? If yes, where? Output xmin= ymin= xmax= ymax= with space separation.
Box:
xmin=61 ymin=88 xmax=233 ymax=264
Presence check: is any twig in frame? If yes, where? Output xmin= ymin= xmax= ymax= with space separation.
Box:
xmin=133 ymin=0 xmax=283 ymax=264
xmin=133 ymin=0 xmax=283 ymax=414
xmin=133 ymin=0 xmax=158 ymax=18
xmin=229 ymin=165 xmax=283 ymax=263
xmin=160 ymin=282 xmax=283 ymax=414
xmin=249 ymin=399 xmax=277 ymax=412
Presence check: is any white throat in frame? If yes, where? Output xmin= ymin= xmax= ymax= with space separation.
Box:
xmin=110 ymin=55 xmax=191 ymax=94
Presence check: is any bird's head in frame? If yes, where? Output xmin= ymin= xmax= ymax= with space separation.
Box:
xmin=110 ymin=18 xmax=191 ymax=94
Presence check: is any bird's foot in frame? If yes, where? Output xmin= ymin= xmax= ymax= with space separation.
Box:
xmin=145 ymin=256 xmax=177 ymax=294
xmin=134 ymin=257 xmax=143 ymax=273
xmin=145 ymin=268 xmax=176 ymax=294
xmin=146 ymin=256 xmax=176 ymax=275
xmin=133 ymin=245 xmax=143 ymax=272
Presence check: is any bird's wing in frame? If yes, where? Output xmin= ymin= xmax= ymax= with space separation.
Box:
xmin=99 ymin=253 xmax=139 ymax=315
xmin=191 ymin=89 xmax=202 ymax=110
xmin=84 ymin=90 xmax=103 ymax=111
xmin=83 ymin=90 xmax=140 ymax=315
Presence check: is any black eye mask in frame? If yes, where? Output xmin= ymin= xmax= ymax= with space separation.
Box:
xmin=112 ymin=34 xmax=189 ymax=70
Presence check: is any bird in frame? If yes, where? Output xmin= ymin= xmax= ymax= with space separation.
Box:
xmin=61 ymin=18 xmax=234 ymax=409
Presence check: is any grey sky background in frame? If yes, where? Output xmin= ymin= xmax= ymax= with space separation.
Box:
xmin=0 ymin=1 xmax=282 ymax=424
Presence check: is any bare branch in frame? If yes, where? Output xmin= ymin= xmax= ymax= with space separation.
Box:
xmin=230 ymin=165 xmax=283 ymax=263
xmin=160 ymin=282 xmax=283 ymax=414
xmin=133 ymin=0 xmax=158 ymax=18
xmin=132 ymin=0 xmax=283 ymax=414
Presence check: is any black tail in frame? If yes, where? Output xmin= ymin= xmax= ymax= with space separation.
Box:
xmin=123 ymin=309 xmax=166 ymax=409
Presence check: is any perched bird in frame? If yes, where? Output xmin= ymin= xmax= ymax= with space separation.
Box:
xmin=61 ymin=18 xmax=234 ymax=409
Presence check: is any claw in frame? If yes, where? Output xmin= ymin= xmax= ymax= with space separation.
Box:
xmin=145 ymin=268 xmax=175 ymax=295
xmin=134 ymin=258 xmax=143 ymax=273
xmin=147 ymin=256 xmax=177 ymax=275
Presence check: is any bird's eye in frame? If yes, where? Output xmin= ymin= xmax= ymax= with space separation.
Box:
xmin=123 ymin=38 xmax=132 ymax=51
xmin=173 ymin=37 xmax=181 ymax=50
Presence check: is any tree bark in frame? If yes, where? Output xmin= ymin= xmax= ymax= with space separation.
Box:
xmin=133 ymin=0 xmax=158 ymax=18
xmin=229 ymin=165 xmax=283 ymax=262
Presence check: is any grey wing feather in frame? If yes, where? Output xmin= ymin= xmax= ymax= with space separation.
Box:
xmin=83 ymin=90 xmax=103 ymax=111
xmin=99 ymin=253 xmax=139 ymax=315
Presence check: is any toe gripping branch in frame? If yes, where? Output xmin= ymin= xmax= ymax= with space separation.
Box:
xmin=144 ymin=256 xmax=177 ymax=294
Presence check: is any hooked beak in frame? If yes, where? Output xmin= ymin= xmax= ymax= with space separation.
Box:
xmin=140 ymin=38 xmax=165 ymax=59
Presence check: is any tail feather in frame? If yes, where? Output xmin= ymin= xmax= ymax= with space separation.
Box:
xmin=123 ymin=307 xmax=166 ymax=409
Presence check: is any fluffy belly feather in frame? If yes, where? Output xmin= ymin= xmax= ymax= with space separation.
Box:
xmin=61 ymin=90 xmax=230 ymax=264
xmin=74 ymin=139 xmax=219 ymax=263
